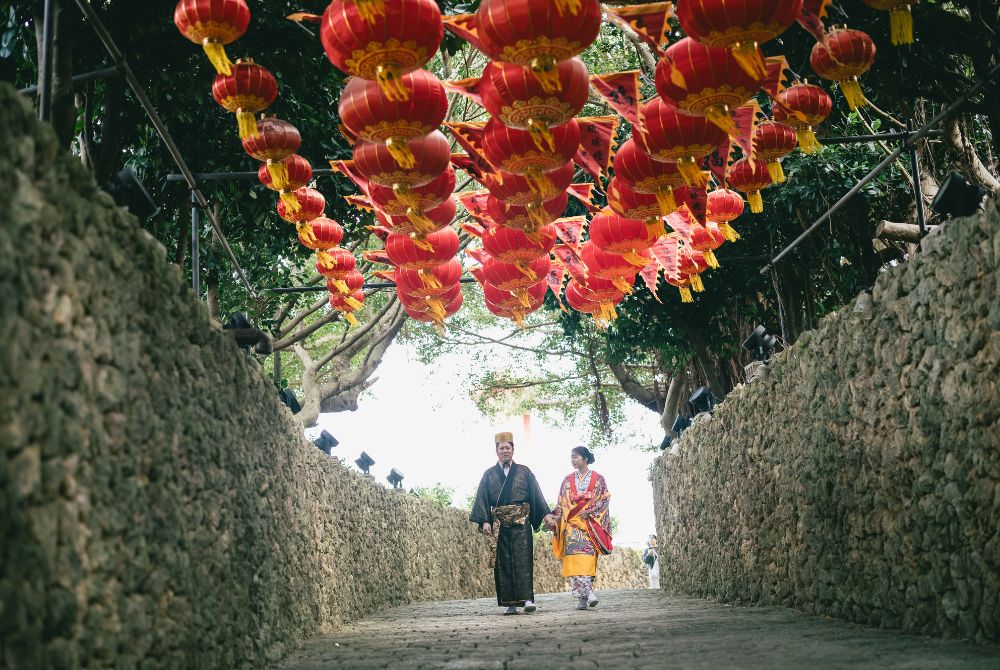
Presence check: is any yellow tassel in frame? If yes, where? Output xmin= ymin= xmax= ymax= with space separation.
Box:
xmin=352 ymin=0 xmax=386 ymax=25
xmin=645 ymin=217 xmax=667 ymax=241
xmin=730 ymin=42 xmax=767 ymax=80
xmin=393 ymin=184 xmax=420 ymax=208
xmin=406 ymin=208 xmax=437 ymax=235
xmin=796 ymin=127 xmax=823 ymax=154
xmin=418 ymin=270 xmax=442 ymax=290
xmin=514 ymin=263 xmax=538 ymax=281
xmin=526 ymin=118 xmax=556 ymax=153
xmin=345 ymin=312 xmax=360 ymax=327
xmin=427 ymin=298 xmax=447 ymax=321
xmin=676 ymin=157 xmax=706 ymax=187
xmin=376 ymin=64 xmax=409 ymax=102
xmin=839 ymin=78 xmax=868 ymax=111
xmin=705 ymin=104 xmax=736 ymax=136
xmin=237 ymin=111 xmax=259 ymax=140
xmin=679 ymin=286 xmax=693 ymax=303
xmin=316 ymin=249 xmax=336 ymax=268
xmin=553 ymin=0 xmax=582 ymax=16
xmin=345 ymin=296 xmax=364 ymax=311
xmin=202 ymin=40 xmax=233 ymax=76
xmin=766 ymin=160 xmax=786 ymax=184
xmin=413 ymin=237 xmax=435 ymax=252
xmin=526 ymin=201 xmax=551 ymax=229
xmin=513 ymin=289 xmax=532 ymax=309
xmin=512 ymin=312 xmax=527 ymax=328
xmin=524 ymin=229 xmax=544 ymax=246
xmin=385 ymin=137 xmax=416 ymax=169
xmin=654 ymin=188 xmax=677 ymax=216
xmin=690 ymin=274 xmax=705 ymax=293
xmin=889 ymin=7 xmax=914 ymax=46
xmin=298 ymin=223 xmax=317 ymax=246
xmin=333 ymin=279 xmax=349 ymax=293
xmin=526 ymin=171 xmax=555 ymax=199
xmin=622 ymin=250 xmax=648 ymax=267
xmin=529 ymin=55 xmax=562 ymax=94
xmin=703 ymin=249 xmax=720 ymax=269
xmin=747 ymin=190 xmax=764 ymax=214
xmin=267 ymin=162 xmax=290 ymax=190
xmin=612 ymin=276 xmax=634 ymax=294
xmin=719 ymin=222 xmax=741 ymax=242
xmin=282 ymin=191 xmax=302 ymax=213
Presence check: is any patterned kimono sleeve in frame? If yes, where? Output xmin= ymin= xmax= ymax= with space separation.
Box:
xmin=551 ymin=477 xmax=570 ymax=521
xmin=586 ymin=474 xmax=611 ymax=535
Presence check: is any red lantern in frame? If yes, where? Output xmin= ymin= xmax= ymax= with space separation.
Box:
xmin=655 ymin=37 xmax=764 ymax=134
xmin=634 ymin=98 xmax=728 ymax=186
xmin=401 ymin=285 xmax=463 ymax=325
xmin=327 ymin=270 xmax=365 ymax=310
xmin=677 ymin=0 xmax=803 ymax=79
xmin=353 ymin=131 xmax=451 ymax=189
xmin=863 ymin=0 xmax=916 ymax=45
xmin=259 ymin=154 xmax=313 ymax=212
xmin=728 ymin=157 xmax=773 ymax=215
xmin=581 ymin=243 xmax=644 ymax=294
xmin=689 ymin=223 xmax=726 ymax=269
xmin=330 ymin=289 xmax=365 ymax=326
xmin=810 ymin=27 xmax=876 ymax=112
xmin=483 ymin=280 xmax=547 ymax=325
xmin=588 ymin=211 xmax=653 ymax=263
xmin=316 ymin=248 xmax=357 ymax=279
xmin=320 ymin=0 xmax=443 ymax=101
xmin=773 ymin=80 xmax=832 ymax=155
xmin=613 ymin=139 xmax=686 ymax=215
xmin=482 ymin=256 xmax=552 ymax=295
xmin=479 ymin=58 xmax=589 ymax=150
xmin=476 ymin=0 xmax=602 ymax=92
xmin=386 ymin=227 xmax=459 ymax=269
xmin=174 ymin=0 xmax=250 ymax=75
xmin=565 ymin=277 xmax=625 ymax=325
xmin=297 ymin=217 xmax=345 ymax=255
xmin=753 ymin=120 xmax=798 ymax=183
xmin=664 ymin=273 xmax=696 ymax=303
xmin=481 ymin=162 xmax=574 ymax=205
xmin=243 ymin=116 xmax=302 ymax=187
xmin=482 ymin=225 xmax=557 ymax=264
xmin=375 ymin=198 xmax=456 ymax=239
xmin=707 ymin=188 xmax=744 ymax=241
xmin=678 ymin=247 xmax=709 ymax=293
xmin=607 ymin=179 xmax=677 ymax=239
xmin=367 ymin=166 xmax=455 ymax=215
xmin=338 ymin=69 xmax=448 ymax=168
xmin=487 ymin=192 xmax=568 ymax=234
xmin=211 ymin=58 xmax=277 ymax=139
xmin=481 ymin=117 xmax=580 ymax=194
xmin=278 ymin=187 xmax=325 ymax=224
xmin=393 ymin=258 xmax=463 ymax=297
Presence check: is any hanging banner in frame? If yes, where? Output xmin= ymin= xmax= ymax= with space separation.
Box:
xmin=456 ymin=191 xmax=495 ymax=228
xmin=797 ymin=0 xmax=831 ymax=42
xmin=286 ymin=12 xmax=321 ymax=23
xmin=366 ymin=225 xmax=391 ymax=242
xmin=345 ymin=194 xmax=373 ymax=211
xmin=731 ymin=100 xmax=761 ymax=159
xmin=706 ymin=137 xmax=732 ymax=186
xmin=445 ymin=122 xmax=496 ymax=174
xmin=649 ymin=234 xmax=680 ymax=280
xmin=552 ymin=216 xmax=586 ymax=250
xmin=680 ymin=188 xmax=708 ymax=227
xmin=363 ymin=249 xmax=392 ymax=265
xmin=468 ymin=263 xmax=487 ymax=284
xmin=461 ymin=221 xmax=485 ymax=238
xmin=441 ymin=13 xmax=493 ymax=55
xmin=329 ymin=160 xmax=369 ymax=192
xmin=590 ymin=71 xmax=642 ymax=129
xmin=451 ymin=153 xmax=490 ymax=183
xmin=567 ymin=183 xmax=600 ymax=213
xmin=574 ymin=116 xmax=620 ymax=186
xmin=638 ymin=262 xmax=662 ymax=302
xmin=552 ymin=245 xmax=588 ymax=283
xmin=374 ymin=269 xmax=396 ymax=282
xmin=604 ymin=2 xmax=675 ymax=56
xmin=545 ymin=256 xmax=568 ymax=311
xmin=761 ymin=56 xmax=791 ymax=99
xmin=666 ymin=207 xmax=695 ymax=240
xmin=443 ymin=76 xmax=485 ymax=108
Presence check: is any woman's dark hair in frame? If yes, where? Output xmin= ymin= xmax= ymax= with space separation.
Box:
xmin=572 ymin=446 xmax=595 ymax=465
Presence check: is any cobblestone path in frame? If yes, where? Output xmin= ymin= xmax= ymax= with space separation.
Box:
xmin=276 ymin=589 xmax=1000 ymax=669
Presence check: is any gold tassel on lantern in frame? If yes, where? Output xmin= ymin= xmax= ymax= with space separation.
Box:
xmin=654 ymin=188 xmax=678 ymax=216
xmin=316 ymin=250 xmax=337 ymax=270
xmin=730 ymin=42 xmax=767 ymax=80
xmin=375 ymin=64 xmax=409 ymax=102
xmin=351 ymin=0 xmax=386 ymax=25
xmin=719 ymin=222 xmax=741 ymax=242
xmin=622 ymin=250 xmax=649 ymax=267
xmin=525 ymin=170 xmax=555 ymax=200
xmin=385 ymin=137 xmax=416 ymax=169
xmin=526 ymin=202 xmax=550 ymax=230
xmin=526 ymin=119 xmax=556 ymax=152
xmin=611 ymin=276 xmax=634 ymax=294
xmin=766 ymin=160 xmax=786 ymax=184
xmin=406 ymin=208 xmax=437 ymax=236
xmin=201 ymin=39 xmax=233 ymax=76
xmin=678 ymin=286 xmax=693 ymax=303
xmin=282 ymin=191 xmax=302 ymax=213
xmin=689 ymin=274 xmax=705 ymax=293
xmin=411 ymin=235 xmax=435 ymax=253
xmin=514 ymin=263 xmax=538 ymax=281
xmin=890 ymin=6 xmax=914 ymax=46
xmin=514 ymin=289 xmax=532 ymax=309
xmin=266 ymin=161 xmax=290 ymax=189
xmin=838 ymin=77 xmax=868 ymax=111
xmin=297 ymin=223 xmax=317 ymax=246
xmin=747 ymin=190 xmax=764 ymax=214
xmin=529 ymin=55 xmax=562 ymax=94
xmin=344 ymin=312 xmax=360 ymax=327
xmin=345 ymin=296 xmax=364 ymax=311
xmin=553 ymin=0 xmax=582 ymax=16
xmin=676 ymin=157 xmax=706 ymax=187
xmin=512 ymin=312 xmax=527 ymax=329
xmin=332 ymin=279 xmax=349 ymax=293
xmin=796 ymin=127 xmax=823 ymax=155
xmin=704 ymin=104 xmax=736 ymax=136
xmin=645 ymin=217 xmax=667 ymax=240
xmin=393 ymin=184 xmax=420 ymax=208
xmin=702 ymin=249 xmax=720 ymax=269
xmin=236 ymin=110 xmax=259 ymax=140
xmin=418 ymin=270 xmax=442 ymax=290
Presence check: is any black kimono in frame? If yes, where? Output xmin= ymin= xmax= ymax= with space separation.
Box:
xmin=470 ymin=462 xmax=551 ymax=606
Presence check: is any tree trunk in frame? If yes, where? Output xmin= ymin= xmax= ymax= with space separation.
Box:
xmin=670 ymin=314 xmax=726 ymax=400
xmin=660 ymin=376 xmax=684 ymax=437
xmin=34 ymin=0 xmax=76 ymax=149
xmin=876 ymin=220 xmax=939 ymax=243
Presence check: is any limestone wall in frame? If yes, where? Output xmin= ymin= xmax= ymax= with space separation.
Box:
xmin=534 ymin=540 xmax=648 ymax=593
xmin=652 ymin=200 xmax=1000 ymax=642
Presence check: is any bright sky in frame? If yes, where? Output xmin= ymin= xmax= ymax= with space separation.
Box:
xmin=311 ymin=341 xmax=664 ymax=548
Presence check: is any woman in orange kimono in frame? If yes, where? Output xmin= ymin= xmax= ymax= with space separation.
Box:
xmin=544 ymin=446 xmax=613 ymax=610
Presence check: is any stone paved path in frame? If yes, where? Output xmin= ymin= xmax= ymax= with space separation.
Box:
xmin=276 ymin=589 xmax=1000 ymax=669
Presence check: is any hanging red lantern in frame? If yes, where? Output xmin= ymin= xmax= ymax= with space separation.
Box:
xmin=482 ymin=225 xmax=557 ymax=265
xmin=863 ymin=0 xmax=916 ymax=45
xmin=338 ymin=69 xmax=448 ymax=168
xmin=753 ymin=120 xmax=798 ymax=183
xmin=353 ymin=131 xmax=451 ymax=190
xmin=607 ymin=179 xmax=678 ymax=239
xmin=707 ymin=187 xmax=745 ymax=241
xmin=678 ymin=247 xmax=709 ymax=293
xmin=386 ymin=227 xmax=459 ymax=269
xmin=297 ymin=217 xmax=345 ymax=257
xmin=320 ymin=0 xmax=443 ymax=101
xmin=174 ymin=0 xmax=250 ymax=75
xmin=327 ymin=270 xmax=365 ymax=309
xmin=483 ymin=280 xmax=547 ymax=325
xmin=482 ymin=255 xmax=552 ymax=292
xmin=613 ymin=139 xmax=686 ymax=215
xmin=393 ymin=258 xmax=463 ymax=297
xmin=588 ymin=211 xmax=654 ymax=263
xmin=664 ymin=273 xmax=696 ymax=303
xmin=634 ymin=98 xmax=728 ymax=186
xmin=401 ymin=285 xmax=463 ymax=325
xmin=481 ymin=162 xmax=575 ymax=205
xmin=655 ymin=37 xmax=764 ymax=134
xmin=728 ymin=157 xmax=773 ymax=215
xmin=316 ymin=248 xmax=357 ymax=279
xmin=374 ymin=197 xmax=456 ymax=240
xmin=810 ymin=27 xmax=876 ymax=112
xmin=243 ymin=116 xmax=302 ymax=187
xmin=677 ymin=0 xmax=803 ymax=79
xmin=487 ymin=192 xmax=568 ymax=235
xmin=481 ymin=117 xmax=580 ymax=194
xmin=259 ymin=154 xmax=313 ymax=212
xmin=277 ymin=187 xmax=325 ymax=224
xmin=367 ymin=166 xmax=455 ymax=215
xmin=688 ymin=224 xmax=726 ymax=269
xmin=773 ymin=80 xmax=833 ymax=155
xmin=564 ymin=278 xmax=623 ymax=326
xmin=329 ymin=289 xmax=365 ymax=326
xmin=581 ymin=243 xmax=645 ymax=294
xmin=211 ymin=58 xmax=277 ymax=139
xmin=479 ymin=58 xmax=589 ymax=151
xmin=476 ymin=0 xmax=602 ymax=92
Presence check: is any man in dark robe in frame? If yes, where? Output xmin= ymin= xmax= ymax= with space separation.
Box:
xmin=470 ymin=432 xmax=551 ymax=615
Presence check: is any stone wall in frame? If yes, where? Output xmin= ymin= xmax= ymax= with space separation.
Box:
xmin=652 ymin=200 xmax=1000 ymax=642
xmin=0 ymin=85 xmax=643 ymax=669
xmin=534 ymin=540 xmax=648 ymax=593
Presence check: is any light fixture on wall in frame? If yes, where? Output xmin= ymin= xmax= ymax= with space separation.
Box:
xmin=223 ymin=312 xmax=273 ymax=354
xmin=671 ymin=415 xmax=691 ymax=438
xmin=103 ymin=167 xmax=161 ymax=223
xmin=387 ymin=469 xmax=404 ymax=489
xmin=930 ymin=171 xmax=987 ymax=219
xmin=355 ymin=451 xmax=375 ymax=475
xmin=742 ymin=325 xmax=780 ymax=362
xmin=313 ymin=430 xmax=339 ymax=455
xmin=688 ymin=387 xmax=718 ymax=415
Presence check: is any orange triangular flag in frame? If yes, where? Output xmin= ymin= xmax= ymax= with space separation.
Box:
xmin=604 ymin=3 xmax=675 ymax=56
xmin=590 ymin=71 xmax=642 ymax=129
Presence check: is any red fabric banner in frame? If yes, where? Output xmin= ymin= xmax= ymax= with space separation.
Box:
xmin=761 ymin=56 xmax=791 ymax=99
xmin=468 ymin=263 xmax=487 ymax=283
xmin=553 ymin=245 xmax=588 ymax=283
xmin=461 ymin=221 xmax=485 ymax=238
xmin=553 ymin=216 xmax=586 ymax=250
xmin=546 ymin=256 xmax=568 ymax=311
xmin=638 ymin=262 xmax=662 ymax=302
xmin=445 ymin=122 xmax=497 ymax=174
xmin=374 ymin=269 xmax=396 ymax=282
xmin=363 ymin=250 xmax=392 ymax=265
xmin=450 ymin=153 xmax=490 ymax=183
xmin=604 ymin=2 xmax=675 ymax=56
xmin=706 ymin=137 xmax=732 ymax=186
xmin=648 ymin=234 xmax=680 ymax=280
xmin=442 ymin=13 xmax=493 ymax=55
xmin=797 ymin=0 xmax=830 ymax=42
xmin=666 ymin=207 xmax=695 ymax=240
xmin=456 ymin=191 xmax=495 ymax=228
xmin=329 ymin=160 xmax=369 ymax=193
xmin=345 ymin=194 xmax=373 ymax=212
xmin=680 ymin=188 xmax=709 ymax=227
xmin=574 ymin=116 xmax=619 ymax=185
xmin=590 ymin=71 xmax=642 ymax=129
xmin=443 ymin=76 xmax=484 ymax=108
xmin=568 ymin=183 xmax=600 ymax=213
xmin=731 ymin=101 xmax=761 ymax=159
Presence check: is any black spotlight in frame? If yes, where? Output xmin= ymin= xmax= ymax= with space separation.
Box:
xmin=659 ymin=434 xmax=672 ymax=450
xmin=742 ymin=325 xmax=780 ymax=362
xmin=688 ymin=386 xmax=718 ymax=415
xmin=104 ymin=167 xmax=161 ymax=223
xmin=930 ymin=172 xmax=988 ymax=219
xmin=671 ymin=414 xmax=691 ymax=438
xmin=387 ymin=469 xmax=404 ymax=489
xmin=279 ymin=388 xmax=301 ymax=414
xmin=313 ymin=430 xmax=339 ymax=455
xmin=223 ymin=312 xmax=273 ymax=354
xmin=355 ymin=451 xmax=375 ymax=475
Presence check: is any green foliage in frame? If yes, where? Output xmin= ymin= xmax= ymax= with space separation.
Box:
xmin=412 ymin=482 xmax=456 ymax=508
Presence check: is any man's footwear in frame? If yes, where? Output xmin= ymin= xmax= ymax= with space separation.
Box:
xmin=587 ymin=593 xmax=599 ymax=608
xmin=523 ymin=601 xmax=536 ymax=613
xmin=503 ymin=606 xmax=519 ymax=615
xmin=576 ymin=599 xmax=588 ymax=610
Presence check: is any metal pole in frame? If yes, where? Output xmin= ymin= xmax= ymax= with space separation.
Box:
xmin=166 ymin=168 xmax=339 ymax=183
xmin=760 ymin=62 xmax=1000 ymax=275
xmin=906 ymin=119 xmax=927 ymax=242
xmin=73 ymin=0 xmax=257 ymax=298
xmin=19 ymin=65 xmax=120 ymax=95
xmin=266 ymin=278 xmax=479 ymax=294
xmin=38 ymin=0 xmax=56 ymax=121
xmin=191 ymin=190 xmax=200 ymax=296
